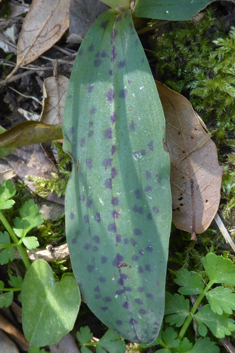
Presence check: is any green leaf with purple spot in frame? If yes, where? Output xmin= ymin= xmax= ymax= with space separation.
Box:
xmin=63 ymin=8 xmax=171 ymax=344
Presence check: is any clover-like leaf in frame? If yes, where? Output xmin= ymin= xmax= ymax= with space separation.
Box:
xmin=77 ymin=326 xmax=93 ymax=345
xmin=206 ymin=286 xmax=235 ymax=315
xmin=177 ymin=337 xmax=193 ymax=352
xmin=175 ymin=269 xmax=204 ymax=295
xmin=0 ymin=231 xmax=14 ymax=264
xmin=13 ymin=199 xmax=44 ymax=239
xmin=0 ymin=291 xmax=13 ymax=308
xmin=97 ymin=330 xmax=126 ymax=353
xmin=161 ymin=327 xmax=180 ymax=349
xmin=22 ymin=259 xmax=81 ymax=346
xmin=23 ymin=236 xmax=39 ymax=250
xmin=8 ymin=275 xmax=23 ymax=289
xmin=0 ymin=179 xmax=16 ymax=210
xmin=165 ymin=292 xmax=190 ymax=327
xmin=187 ymin=337 xmax=219 ymax=353
xmin=202 ymin=253 xmax=235 ymax=286
xmin=195 ymin=304 xmax=235 ymax=338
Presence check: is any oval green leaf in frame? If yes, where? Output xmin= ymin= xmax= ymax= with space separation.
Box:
xmin=63 ymin=9 xmax=171 ymax=344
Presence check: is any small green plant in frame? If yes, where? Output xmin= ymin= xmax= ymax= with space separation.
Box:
xmin=76 ymin=326 xmax=126 ymax=353
xmin=0 ymin=179 xmax=81 ymax=347
xmin=140 ymin=253 xmax=235 ymax=352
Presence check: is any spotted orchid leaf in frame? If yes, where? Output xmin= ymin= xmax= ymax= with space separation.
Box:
xmin=63 ymin=9 xmax=171 ymax=344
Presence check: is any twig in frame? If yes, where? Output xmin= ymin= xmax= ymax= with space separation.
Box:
xmin=0 ymin=314 xmax=30 ymax=350
xmin=14 ymin=243 xmax=69 ymax=262
xmin=214 ymin=213 xmax=235 ymax=252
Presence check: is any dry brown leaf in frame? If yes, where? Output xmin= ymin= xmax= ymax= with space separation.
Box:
xmin=8 ymin=0 xmax=69 ymax=78
xmin=156 ymin=81 xmax=223 ymax=238
xmin=40 ymin=75 xmax=69 ymax=125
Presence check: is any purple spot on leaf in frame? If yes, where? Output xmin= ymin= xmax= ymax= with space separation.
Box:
xmin=116 ymin=320 xmax=123 ymax=325
xmin=124 ymin=238 xmax=129 ymax=244
xmin=104 ymin=297 xmax=112 ymax=302
xmin=147 ymin=293 xmax=154 ymax=299
xmin=139 ymin=309 xmax=147 ymax=315
xmin=145 ymin=185 xmax=152 ymax=192
xmin=130 ymin=238 xmax=137 ymax=246
xmin=119 ymin=89 xmax=128 ymax=98
xmin=111 ymin=45 xmax=117 ymax=62
xmin=80 ymin=195 xmax=85 ymax=201
xmin=140 ymin=149 xmax=146 ymax=156
xmin=132 ymin=255 xmax=139 ymax=261
xmin=129 ymin=120 xmax=136 ymax=131
xmin=135 ymin=39 xmax=139 ymax=46
xmin=80 ymin=138 xmax=85 ymax=147
xmin=111 ymin=112 xmax=116 ymax=124
xmin=86 ymin=199 xmax=93 ymax=208
xmin=99 ymin=277 xmax=106 ymax=283
xmin=135 ymin=298 xmax=143 ymax=305
xmin=95 ymin=212 xmax=101 ymax=222
xmin=101 ymin=51 xmax=107 ymax=57
xmin=72 ymin=238 xmax=76 ymax=244
xmin=118 ymin=60 xmax=125 ymax=68
xmin=116 ymin=289 xmax=124 ymax=295
xmin=116 ymin=234 xmax=121 ymax=242
xmin=145 ymin=264 xmax=151 ymax=271
xmin=89 ymin=121 xmax=93 ymax=127
xmin=86 ymin=158 xmax=93 ymax=169
xmin=138 ymin=266 xmax=144 ymax=273
xmin=93 ymin=235 xmax=100 ymax=244
xmin=138 ymin=286 xmax=144 ymax=293
xmin=147 ymin=213 xmax=152 ymax=220
xmin=108 ymin=222 xmax=117 ymax=232
xmin=104 ymin=178 xmax=112 ymax=189
xmin=112 ymin=253 xmax=124 ymax=267
xmin=152 ymin=206 xmax=159 ymax=213
xmin=88 ymin=44 xmax=94 ymax=51
xmin=104 ymin=128 xmax=112 ymax=139
xmin=109 ymin=70 xmax=113 ymax=75
xmin=130 ymin=319 xmax=137 ymax=326
xmin=84 ymin=243 xmax=91 ymax=250
xmin=90 ymin=107 xmax=97 ymax=115
xmin=88 ymin=131 xmax=94 ymax=137
xmin=101 ymin=256 xmax=107 ymax=264
xmin=95 ymin=51 xmax=100 ymax=57
xmin=94 ymin=286 xmax=100 ymax=292
xmin=132 ymin=205 xmax=143 ymax=214
xmin=135 ymin=189 xmax=141 ymax=199
xmin=69 ymin=126 xmax=74 ymax=135
xmin=111 ymin=197 xmax=119 ymax=206
xmin=134 ymin=228 xmax=142 ymax=236
xmin=101 ymin=306 xmax=108 ymax=311
xmin=103 ymin=158 xmax=112 ymax=167
xmin=95 ymin=294 xmax=101 ymax=299
xmin=87 ymin=265 xmax=94 ymax=272
xmin=84 ymin=215 xmax=89 ymax=223
xmin=124 ymin=286 xmax=132 ymax=292
xmin=78 ymin=48 xmax=83 ymax=56
xmin=70 ymin=212 xmax=74 ymax=220
xmin=111 ymin=145 xmax=116 ymax=155
xmin=123 ymin=302 xmax=130 ymax=309
xmin=112 ymin=168 xmax=117 ymax=178
xmin=106 ymin=88 xmax=114 ymax=102
xmin=112 ymin=210 xmax=120 ymax=219
xmin=94 ymin=59 xmax=101 ymax=67
xmin=148 ymin=141 xmax=154 ymax=151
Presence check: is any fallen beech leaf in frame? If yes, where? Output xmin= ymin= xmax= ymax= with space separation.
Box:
xmin=0 ymin=121 xmax=62 ymax=148
xmin=156 ymin=81 xmax=223 ymax=238
xmin=40 ymin=75 xmax=69 ymax=125
xmin=9 ymin=0 xmax=69 ymax=77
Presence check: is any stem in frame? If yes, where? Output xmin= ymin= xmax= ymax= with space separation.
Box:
xmin=178 ymin=280 xmax=214 ymax=340
xmin=1 ymin=287 xmax=22 ymax=292
xmin=0 ymin=211 xmax=31 ymax=270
